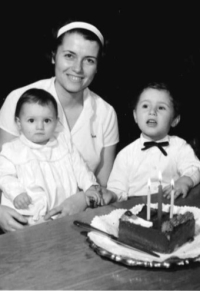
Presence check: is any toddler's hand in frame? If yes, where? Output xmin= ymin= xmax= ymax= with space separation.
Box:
xmin=85 ymin=185 xmax=103 ymax=208
xmin=163 ymin=176 xmax=193 ymax=200
xmin=13 ymin=192 xmax=32 ymax=209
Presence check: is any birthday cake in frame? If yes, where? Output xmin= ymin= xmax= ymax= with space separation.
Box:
xmin=118 ymin=205 xmax=195 ymax=254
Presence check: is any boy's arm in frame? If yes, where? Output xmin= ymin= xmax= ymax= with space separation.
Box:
xmin=177 ymin=142 xmax=200 ymax=187
xmin=163 ymin=142 xmax=200 ymax=199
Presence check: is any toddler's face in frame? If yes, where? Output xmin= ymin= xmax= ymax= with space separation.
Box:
xmin=133 ymin=88 xmax=179 ymax=141
xmin=16 ymin=102 xmax=58 ymax=144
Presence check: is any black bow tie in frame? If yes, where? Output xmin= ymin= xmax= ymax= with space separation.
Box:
xmin=142 ymin=141 xmax=169 ymax=156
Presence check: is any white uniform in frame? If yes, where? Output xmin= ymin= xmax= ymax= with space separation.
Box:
xmin=107 ymin=134 xmax=200 ymax=200
xmin=0 ymin=77 xmax=119 ymax=172
xmin=0 ymin=133 xmax=98 ymax=221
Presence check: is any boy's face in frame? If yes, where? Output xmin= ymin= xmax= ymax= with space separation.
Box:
xmin=133 ymin=88 xmax=179 ymax=141
xmin=16 ymin=102 xmax=58 ymax=145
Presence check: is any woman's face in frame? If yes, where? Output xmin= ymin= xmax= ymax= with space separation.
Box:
xmin=54 ymin=32 xmax=100 ymax=95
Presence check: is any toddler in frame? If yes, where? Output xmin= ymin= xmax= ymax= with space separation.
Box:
xmin=105 ymin=81 xmax=200 ymax=203
xmin=0 ymin=88 xmax=102 ymax=225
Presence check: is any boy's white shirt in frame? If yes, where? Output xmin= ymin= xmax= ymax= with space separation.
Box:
xmin=107 ymin=134 xmax=200 ymax=201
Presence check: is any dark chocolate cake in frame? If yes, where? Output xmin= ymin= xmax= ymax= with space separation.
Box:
xmin=118 ymin=205 xmax=195 ymax=254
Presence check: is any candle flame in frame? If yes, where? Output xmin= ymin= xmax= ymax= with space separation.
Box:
xmin=158 ymin=171 xmax=162 ymax=183
xmin=171 ymin=179 xmax=174 ymax=189
xmin=147 ymin=178 xmax=151 ymax=188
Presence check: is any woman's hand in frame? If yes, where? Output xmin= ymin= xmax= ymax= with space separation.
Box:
xmin=101 ymin=187 xmax=118 ymax=205
xmin=85 ymin=185 xmax=104 ymax=208
xmin=44 ymin=191 xmax=88 ymax=220
xmin=0 ymin=205 xmax=28 ymax=232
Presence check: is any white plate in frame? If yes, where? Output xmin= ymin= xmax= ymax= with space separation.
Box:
xmin=87 ymin=204 xmax=200 ymax=268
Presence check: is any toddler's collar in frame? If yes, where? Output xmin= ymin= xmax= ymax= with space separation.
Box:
xmin=19 ymin=134 xmax=58 ymax=149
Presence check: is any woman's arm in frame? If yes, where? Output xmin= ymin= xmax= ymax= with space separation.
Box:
xmin=44 ymin=191 xmax=88 ymax=220
xmin=0 ymin=205 xmax=28 ymax=232
xmin=95 ymin=144 xmax=117 ymax=187
xmin=0 ymin=128 xmax=16 ymax=151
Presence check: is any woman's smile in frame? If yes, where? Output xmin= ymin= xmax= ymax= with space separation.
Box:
xmin=67 ymin=74 xmax=83 ymax=83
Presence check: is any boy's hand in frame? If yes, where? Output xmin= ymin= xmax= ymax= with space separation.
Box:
xmin=13 ymin=192 xmax=32 ymax=209
xmin=163 ymin=176 xmax=193 ymax=199
xmin=85 ymin=185 xmax=103 ymax=208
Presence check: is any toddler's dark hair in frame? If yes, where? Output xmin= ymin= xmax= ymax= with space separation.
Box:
xmin=132 ymin=81 xmax=181 ymax=119
xmin=15 ymin=88 xmax=58 ymax=118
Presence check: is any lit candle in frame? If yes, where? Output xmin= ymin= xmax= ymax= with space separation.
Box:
xmin=158 ymin=171 xmax=163 ymax=226
xmin=170 ymin=179 xmax=175 ymax=219
xmin=147 ymin=178 xmax=151 ymax=220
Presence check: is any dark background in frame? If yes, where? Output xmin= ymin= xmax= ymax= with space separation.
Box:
xmin=1 ymin=3 xmax=200 ymax=153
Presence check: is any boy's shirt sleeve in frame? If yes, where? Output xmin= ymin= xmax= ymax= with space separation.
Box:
xmin=177 ymin=142 xmax=200 ymax=186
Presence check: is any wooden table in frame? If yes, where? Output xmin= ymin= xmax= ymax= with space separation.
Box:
xmin=0 ymin=185 xmax=200 ymax=290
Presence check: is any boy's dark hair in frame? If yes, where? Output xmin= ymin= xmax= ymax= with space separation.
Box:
xmin=15 ymin=88 xmax=58 ymax=118
xmin=132 ymin=81 xmax=181 ymax=119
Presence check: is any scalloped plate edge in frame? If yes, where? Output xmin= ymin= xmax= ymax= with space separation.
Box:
xmin=87 ymin=237 xmax=200 ymax=269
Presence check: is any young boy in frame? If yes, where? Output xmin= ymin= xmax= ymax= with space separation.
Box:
xmin=105 ymin=82 xmax=200 ymax=203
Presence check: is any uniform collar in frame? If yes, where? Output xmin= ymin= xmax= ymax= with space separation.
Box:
xmin=52 ymin=81 xmax=95 ymax=134
xmin=83 ymin=87 xmax=96 ymax=116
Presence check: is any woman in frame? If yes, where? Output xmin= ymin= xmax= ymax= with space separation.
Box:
xmin=0 ymin=20 xmax=119 ymax=230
